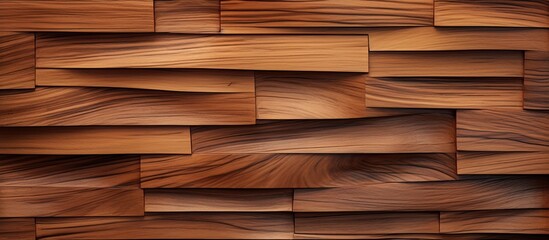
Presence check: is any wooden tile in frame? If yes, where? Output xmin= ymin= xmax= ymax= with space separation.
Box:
xmin=441 ymin=234 xmax=549 ymax=240
xmin=0 ymin=32 xmax=34 ymax=89
xmin=0 ymin=0 xmax=154 ymax=32
xmin=441 ymin=209 xmax=549 ymax=234
xmin=293 ymin=233 xmax=442 ymax=239
xmin=524 ymin=51 xmax=549 ymax=110
xmin=36 ymin=33 xmax=368 ymax=72
xmin=0 ymin=126 xmax=190 ymax=154
xmin=0 ymin=218 xmax=35 ymax=240
xmin=156 ymin=0 xmax=220 ymax=33
xmin=458 ymin=152 xmax=549 ymax=174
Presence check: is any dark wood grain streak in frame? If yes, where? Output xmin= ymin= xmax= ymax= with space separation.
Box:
xmin=458 ymin=152 xmax=549 ymax=174
xmin=441 ymin=209 xmax=549 ymax=234
xmin=156 ymin=0 xmax=220 ymax=33
xmin=0 ymin=218 xmax=35 ymax=240
xmin=0 ymin=32 xmax=34 ymax=89
xmin=524 ymin=51 xmax=549 ymax=110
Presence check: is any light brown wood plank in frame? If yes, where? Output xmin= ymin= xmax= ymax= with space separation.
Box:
xmin=365 ymin=77 xmax=523 ymax=109
xmin=369 ymin=51 xmax=523 ymax=77
xmin=36 ymin=213 xmax=294 ymax=239
xmin=435 ymin=0 xmax=549 ymax=28
xmin=524 ymin=51 xmax=549 ymax=110
xmin=0 ymin=155 xmax=140 ymax=188
xmin=458 ymin=152 xmax=549 ymax=174
xmin=0 ymin=186 xmax=143 ymax=217
xmin=457 ymin=110 xmax=549 ymax=152
xmin=0 ymin=126 xmax=190 ymax=154
xmin=36 ymin=69 xmax=255 ymax=93
xmin=156 ymin=0 xmax=220 ymax=33
xmin=0 ymin=218 xmax=35 ymax=240
xmin=145 ymin=189 xmax=292 ymax=212
xmin=192 ymin=113 xmax=455 ymax=153
xmin=0 ymin=32 xmax=34 ymax=89
xmin=140 ymin=153 xmax=457 ymax=188
xmin=0 ymin=87 xmax=255 ymax=126
xmin=441 ymin=209 xmax=549 ymax=234
xmin=294 ymin=176 xmax=549 ymax=212
xmin=36 ymin=34 xmax=368 ymax=72
xmin=295 ymin=212 xmax=439 ymax=234
xmin=0 ymin=0 xmax=154 ymax=32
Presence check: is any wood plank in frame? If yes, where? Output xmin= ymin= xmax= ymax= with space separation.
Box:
xmin=369 ymin=51 xmax=523 ymax=77
xmin=442 ymin=234 xmax=549 ymax=240
xmin=156 ymin=0 xmax=220 ymax=33
xmin=435 ymin=0 xmax=549 ymax=28
xmin=457 ymin=110 xmax=549 ymax=152
xmin=295 ymin=212 xmax=439 ymax=234
xmin=145 ymin=189 xmax=292 ymax=212
xmin=0 ymin=186 xmax=143 ymax=217
xmin=221 ymin=0 xmax=433 ymax=28
xmin=0 ymin=155 xmax=140 ymax=188
xmin=192 ymin=113 xmax=455 ymax=153
xmin=36 ymin=213 xmax=294 ymax=239
xmin=36 ymin=34 xmax=368 ymax=72
xmin=140 ymin=153 xmax=457 ymax=188
xmin=365 ymin=77 xmax=523 ymax=109
xmin=256 ymin=71 xmax=367 ymax=119
xmin=524 ymin=51 xmax=549 ymax=110
xmin=0 ymin=32 xmax=34 ymax=89
xmin=458 ymin=152 xmax=549 ymax=174
xmin=0 ymin=126 xmax=190 ymax=154
xmin=293 ymin=233 xmax=441 ymax=239
xmin=0 ymin=0 xmax=154 ymax=32
xmin=441 ymin=209 xmax=549 ymax=234
xmin=0 ymin=218 xmax=35 ymax=240
xmin=36 ymin=69 xmax=255 ymax=93
xmin=294 ymin=176 xmax=549 ymax=212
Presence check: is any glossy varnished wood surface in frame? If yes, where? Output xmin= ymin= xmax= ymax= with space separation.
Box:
xmin=524 ymin=51 xmax=549 ymax=110
xmin=458 ymin=152 xmax=549 ymax=174
xmin=0 ymin=218 xmax=35 ymax=240
xmin=0 ymin=32 xmax=34 ymax=89
xmin=440 ymin=209 xmax=549 ymax=234
xmin=156 ymin=0 xmax=220 ymax=33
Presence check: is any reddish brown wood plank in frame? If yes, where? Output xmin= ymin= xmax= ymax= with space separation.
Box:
xmin=524 ymin=51 xmax=549 ymax=110
xmin=458 ymin=152 xmax=549 ymax=174
xmin=0 ymin=32 xmax=34 ymax=89
xmin=441 ymin=209 xmax=549 ymax=234
xmin=0 ymin=218 xmax=35 ymax=240
xmin=293 ymin=233 xmax=442 ymax=239
xmin=156 ymin=0 xmax=220 ymax=33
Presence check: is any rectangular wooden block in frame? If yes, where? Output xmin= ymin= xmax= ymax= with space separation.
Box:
xmin=140 ymin=153 xmax=457 ymax=188
xmin=0 ymin=0 xmax=154 ymax=32
xmin=192 ymin=113 xmax=455 ymax=153
xmin=0 ymin=87 xmax=255 ymax=126
xmin=0 ymin=126 xmax=191 ymax=154
xmin=156 ymin=0 xmax=220 ymax=33
xmin=0 ymin=218 xmax=35 ymax=240
xmin=365 ymin=77 xmax=523 ymax=109
xmin=458 ymin=152 xmax=549 ymax=174
xmin=369 ymin=51 xmax=523 ymax=77
xmin=36 ymin=34 xmax=369 ymax=72
xmin=0 ymin=32 xmax=34 ymax=89
xmin=524 ymin=51 xmax=549 ymax=110
xmin=441 ymin=209 xmax=549 ymax=234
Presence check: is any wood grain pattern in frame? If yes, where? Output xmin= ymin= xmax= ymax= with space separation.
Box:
xmin=156 ymin=0 xmax=220 ymax=33
xmin=294 ymin=176 xmax=549 ymax=212
xmin=293 ymin=233 xmax=441 ymax=239
xmin=524 ymin=51 xmax=549 ymax=110
xmin=0 ymin=218 xmax=35 ymax=240
xmin=192 ymin=113 xmax=455 ymax=153
xmin=457 ymin=110 xmax=549 ymax=152
xmin=369 ymin=51 xmax=523 ymax=77
xmin=365 ymin=77 xmax=523 ymax=109
xmin=0 ymin=32 xmax=34 ymax=89
xmin=0 ymin=87 xmax=255 ymax=126
xmin=0 ymin=186 xmax=143 ymax=217
xmin=36 ymin=69 xmax=255 ymax=93
xmin=36 ymin=213 xmax=294 ymax=239
xmin=36 ymin=34 xmax=369 ymax=72
xmin=221 ymin=0 xmax=433 ymax=28
xmin=0 ymin=126 xmax=190 ymax=154
xmin=440 ymin=209 xmax=549 ymax=234
xmin=0 ymin=0 xmax=154 ymax=32
xmin=145 ymin=189 xmax=293 ymax=212
xmin=458 ymin=152 xmax=549 ymax=174
xmin=295 ymin=212 xmax=439 ymax=234
xmin=435 ymin=0 xmax=549 ymax=28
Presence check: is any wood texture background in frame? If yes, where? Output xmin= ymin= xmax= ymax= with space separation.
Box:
xmin=0 ymin=0 xmax=548 ymax=239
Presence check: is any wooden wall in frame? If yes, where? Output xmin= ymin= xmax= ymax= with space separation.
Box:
xmin=1 ymin=0 xmax=548 ymax=239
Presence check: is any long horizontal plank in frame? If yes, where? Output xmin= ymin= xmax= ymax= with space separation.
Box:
xmin=36 ymin=34 xmax=369 ymax=72
xmin=36 ymin=69 xmax=255 ymax=93
xmin=0 ymin=0 xmax=153 ymax=32
xmin=524 ymin=51 xmax=549 ymax=110
xmin=0 ymin=155 xmax=140 ymax=188
xmin=365 ymin=77 xmax=522 ymax=108
xmin=457 ymin=110 xmax=549 ymax=152
xmin=441 ymin=209 xmax=549 ymax=234
xmin=435 ymin=0 xmax=549 ymax=28
xmin=192 ymin=113 xmax=455 ymax=153
xmin=145 ymin=189 xmax=293 ymax=212
xmin=140 ymin=153 xmax=457 ymax=188
xmin=0 ymin=32 xmax=34 ymax=89
xmin=293 ymin=233 xmax=548 ymax=240
xmin=0 ymin=87 xmax=255 ymax=126
xmin=294 ymin=176 xmax=549 ymax=211
xmin=156 ymin=0 xmax=220 ymax=33
xmin=0 ymin=218 xmax=35 ymax=240
xmin=0 ymin=126 xmax=190 ymax=154
xmin=458 ymin=152 xmax=549 ymax=174
xmin=221 ymin=0 xmax=433 ymax=28
xmin=36 ymin=213 xmax=294 ymax=239
xmin=369 ymin=51 xmax=523 ymax=77
xmin=295 ymin=212 xmax=439 ymax=234
xmin=0 ymin=186 xmax=143 ymax=217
